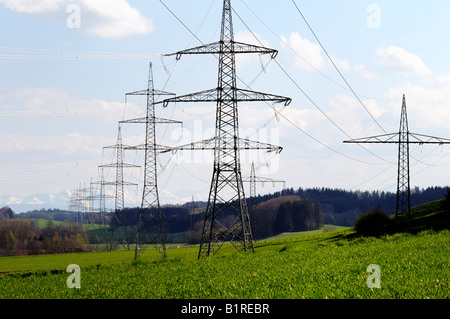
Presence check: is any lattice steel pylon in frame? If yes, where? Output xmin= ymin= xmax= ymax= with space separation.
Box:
xmin=242 ymin=161 xmax=285 ymax=239
xmin=396 ymin=96 xmax=410 ymax=225
xmin=344 ymin=94 xmax=450 ymax=226
xmin=158 ymin=0 xmax=291 ymax=258
xmin=120 ymin=62 xmax=180 ymax=260
xmin=100 ymin=125 xmax=140 ymax=249
xmin=91 ymin=168 xmax=114 ymax=228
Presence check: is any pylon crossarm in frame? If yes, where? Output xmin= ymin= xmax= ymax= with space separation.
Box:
xmin=120 ymin=117 xmax=182 ymax=125
xmin=408 ymin=133 xmax=450 ymax=145
xmin=125 ymin=89 xmax=175 ymax=97
xmin=164 ymin=41 xmax=278 ymax=60
xmin=122 ymin=144 xmax=173 ymax=153
xmin=103 ymin=143 xmax=143 ymax=150
xmin=157 ymin=88 xmax=291 ymax=107
xmin=101 ymin=181 xmax=138 ymax=186
xmin=156 ymin=88 xmax=217 ymax=106
xmin=159 ymin=137 xmax=282 ymax=154
xmin=235 ymin=88 xmax=291 ymax=106
xmin=343 ymin=133 xmax=399 ymax=144
xmin=239 ymin=138 xmax=282 ymax=153
xmin=233 ymin=41 xmax=278 ymax=57
xmin=344 ymin=132 xmax=450 ymax=145
xmin=99 ymin=163 xmax=140 ymax=169
xmin=242 ymin=176 xmax=285 ymax=184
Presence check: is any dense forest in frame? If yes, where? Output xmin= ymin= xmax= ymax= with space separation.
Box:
xmin=254 ymin=186 xmax=448 ymax=227
xmin=252 ymin=195 xmax=323 ymax=239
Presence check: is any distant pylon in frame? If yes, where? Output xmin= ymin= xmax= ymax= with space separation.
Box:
xmin=158 ymin=0 xmax=291 ymax=258
xmin=120 ymin=62 xmax=181 ymax=260
xmin=69 ymin=186 xmax=84 ymax=226
xmin=243 ymin=161 xmax=285 ymax=239
xmin=91 ymin=168 xmax=114 ymax=228
xmin=99 ymin=168 xmax=107 ymax=227
xmin=100 ymin=125 xmax=140 ymax=249
xmin=344 ymin=94 xmax=450 ymax=226
xmin=396 ymin=96 xmax=411 ymax=225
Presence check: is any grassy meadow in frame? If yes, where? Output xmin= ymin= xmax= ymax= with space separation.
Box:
xmin=0 ymin=201 xmax=448 ymax=299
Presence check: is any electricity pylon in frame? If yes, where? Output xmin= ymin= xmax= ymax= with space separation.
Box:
xmin=120 ymin=62 xmax=181 ymax=260
xmin=69 ymin=186 xmax=85 ymax=227
xmin=100 ymin=125 xmax=140 ymax=249
xmin=158 ymin=0 xmax=291 ymax=258
xmin=91 ymin=168 xmax=114 ymax=228
xmin=242 ymin=161 xmax=285 ymax=239
xmin=344 ymin=94 xmax=450 ymax=226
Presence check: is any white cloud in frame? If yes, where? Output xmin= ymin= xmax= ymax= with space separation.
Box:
xmin=0 ymin=87 xmax=127 ymax=120
xmin=0 ymin=0 xmax=154 ymax=38
xmin=280 ymin=32 xmax=325 ymax=71
xmin=386 ymin=83 xmax=450 ymax=130
xmin=327 ymin=94 xmax=385 ymax=138
xmin=0 ymin=133 xmax=111 ymax=158
xmin=79 ymin=0 xmax=154 ymax=38
xmin=329 ymin=55 xmax=350 ymax=71
xmin=425 ymin=74 xmax=450 ymax=88
xmin=234 ymin=31 xmax=271 ymax=68
xmin=0 ymin=0 xmax=63 ymax=14
xmin=374 ymin=45 xmax=431 ymax=76
xmin=355 ymin=64 xmax=379 ymax=80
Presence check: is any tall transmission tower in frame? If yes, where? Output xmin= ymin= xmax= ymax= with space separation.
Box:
xmin=120 ymin=62 xmax=181 ymax=260
xmin=100 ymin=125 xmax=140 ymax=248
xmin=158 ymin=0 xmax=291 ymax=258
xmin=98 ymin=168 xmax=108 ymax=228
xmin=91 ymin=168 xmax=114 ymax=228
xmin=243 ymin=161 xmax=285 ymax=239
xmin=344 ymin=94 xmax=450 ymax=226
xmin=69 ymin=186 xmax=84 ymax=226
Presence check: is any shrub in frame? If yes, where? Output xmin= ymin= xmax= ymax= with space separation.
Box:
xmin=355 ymin=206 xmax=390 ymax=237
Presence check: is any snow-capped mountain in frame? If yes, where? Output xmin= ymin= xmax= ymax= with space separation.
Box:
xmin=0 ymin=189 xmax=191 ymax=214
xmin=0 ymin=190 xmax=72 ymax=214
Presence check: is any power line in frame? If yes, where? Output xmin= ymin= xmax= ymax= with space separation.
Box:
xmin=344 ymin=95 xmax=450 ymax=225
xmin=158 ymin=0 xmax=394 ymax=167
xmin=290 ymin=0 xmax=387 ymax=134
xmin=239 ymin=0 xmax=387 ymax=102
xmin=0 ymin=46 xmax=160 ymax=60
xmin=231 ymin=6 xmax=394 ymax=165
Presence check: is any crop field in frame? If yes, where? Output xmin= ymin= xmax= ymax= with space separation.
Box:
xmin=0 ymin=228 xmax=448 ymax=299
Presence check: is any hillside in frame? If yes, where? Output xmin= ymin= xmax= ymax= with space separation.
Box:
xmin=0 ymin=206 xmax=15 ymax=220
xmin=396 ymin=198 xmax=450 ymax=233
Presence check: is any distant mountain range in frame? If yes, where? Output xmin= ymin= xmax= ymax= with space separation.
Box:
xmin=0 ymin=191 xmax=73 ymax=214
xmin=0 ymin=189 xmax=193 ymax=214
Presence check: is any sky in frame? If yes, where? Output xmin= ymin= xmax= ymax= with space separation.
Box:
xmin=1 ymin=0 xmax=450 ymax=209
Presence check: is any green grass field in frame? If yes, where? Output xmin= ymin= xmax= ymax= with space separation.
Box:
xmin=0 ymin=201 xmax=448 ymax=299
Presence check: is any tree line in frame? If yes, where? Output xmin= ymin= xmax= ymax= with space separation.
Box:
xmin=252 ymin=195 xmax=323 ymax=239
xmin=254 ymin=186 xmax=448 ymax=226
xmin=0 ymin=219 xmax=86 ymax=256
xmin=2 ymin=185 xmax=447 ymax=253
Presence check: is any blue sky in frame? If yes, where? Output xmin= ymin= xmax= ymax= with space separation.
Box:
xmin=1 ymin=0 xmax=450 ymax=208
